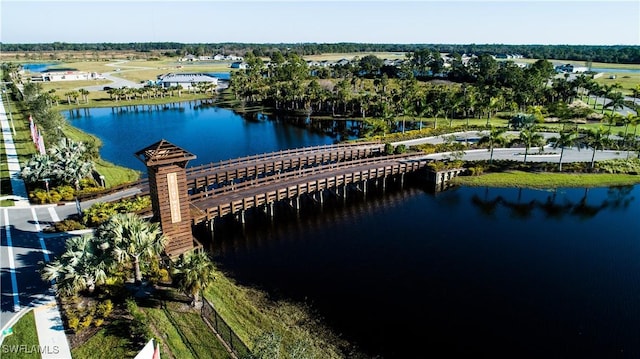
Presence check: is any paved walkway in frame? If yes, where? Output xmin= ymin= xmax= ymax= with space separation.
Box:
xmin=33 ymin=297 xmax=73 ymax=359
xmin=0 ymin=96 xmax=72 ymax=358
xmin=0 ymin=98 xmax=29 ymax=206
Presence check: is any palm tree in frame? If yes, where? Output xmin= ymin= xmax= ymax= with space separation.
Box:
xmin=585 ymin=126 xmax=611 ymax=169
xmin=97 ymin=213 xmax=167 ymax=285
xmin=604 ymin=91 xmax=625 ymax=115
xmin=49 ymin=138 xmax=94 ymax=189
xmin=551 ymin=129 xmax=578 ymax=171
xmin=172 ymin=250 xmax=216 ymax=307
xmin=20 ymin=153 xmax=54 ymax=185
xmin=519 ymin=126 xmax=544 ymax=164
xmin=602 ymin=112 xmax=621 ymax=132
xmin=78 ymin=88 xmax=90 ymax=104
xmin=480 ymin=126 xmax=507 ymax=164
xmin=41 ymin=235 xmax=113 ymax=296
xmin=631 ymin=84 xmax=640 ymax=106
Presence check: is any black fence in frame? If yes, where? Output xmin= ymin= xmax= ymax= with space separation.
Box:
xmin=201 ymin=298 xmax=252 ymax=359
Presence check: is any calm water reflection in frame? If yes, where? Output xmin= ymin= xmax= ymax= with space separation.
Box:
xmin=68 ymin=104 xmax=335 ymax=173
xmin=212 ymin=182 xmax=640 ymax=358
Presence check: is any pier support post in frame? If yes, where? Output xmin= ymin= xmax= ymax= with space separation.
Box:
xmin=239 ymin=210 xmax=246 ymax=224
xmin=208 ymin=219 xmax=215 ymax=240
xmin=400 ymin=173 xmax=405 ymax=190
xmin=382 ymin=176 xmax=386 ymax=192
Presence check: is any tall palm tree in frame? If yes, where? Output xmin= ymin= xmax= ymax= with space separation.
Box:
xmin=551 ymin=129 xmax=578 ymax=171
xmin=172 ymin=250 xmax=216 ymax=307
xmin=604 ymin=91 xmax=625 ymax=115
xmin=585 ymin=127 xmax=611 ymax=169
xmin=97 ymin=213 xmax=167 ymax=285
xmin=480 ymin=127 xmax=507 ymax=164
xmin=519 ymin=126 xmax=544 ymax=164
xmin=602 ymin=112 xmax=621 ymax=133
xmin=78 ymin=88 xmax=90 ymax=104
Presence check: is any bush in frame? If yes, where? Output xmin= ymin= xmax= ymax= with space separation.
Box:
xmin=30 ymin=188 xmax=63 ymax=204
xmin=56 ymin=185 xmax=76 ymax=201
xmin=96 ymin=299 xmax=113 ymax=318
xmin=394 ymin=144 xmax=407 ymax=154
xmin=384 ymin=143 xmax=394 ymax=155
xmin=53 ymin=219 xmax=86 ymax=232
xmin=67 ymin=316 xmax=80 ymax=332
xmin=82 ymin=196 xmax=152 ymax=227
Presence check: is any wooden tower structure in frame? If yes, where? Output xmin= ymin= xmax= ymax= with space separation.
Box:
xmin=135 ymin=139 xmax=197 ymax=257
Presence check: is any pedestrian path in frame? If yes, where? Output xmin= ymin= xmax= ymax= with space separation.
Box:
xmin=0 ymin=98 xmax=29 ymax=206
xmin=1 ymin=94 xmax=72 ymax=358
xmin=33 ymin=296 xmax=73 ymax=359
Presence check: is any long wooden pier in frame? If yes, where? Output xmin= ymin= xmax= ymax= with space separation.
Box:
xmin=189 ymin=153 xmax=430 ymax=224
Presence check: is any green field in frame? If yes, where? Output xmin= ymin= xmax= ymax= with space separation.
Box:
xmin=142 ymin=302 xmax=231 ymax=359
xmin=71 ymin=323 xmax=137 ymax=359
xmin=452 ymin=171 xmax=640 ymax=188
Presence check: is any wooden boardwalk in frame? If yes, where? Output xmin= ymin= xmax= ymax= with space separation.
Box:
xmin=190 ymin=153 xmax=430 ymax=224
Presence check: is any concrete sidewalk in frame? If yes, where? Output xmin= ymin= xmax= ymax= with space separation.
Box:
xmin=0 ymin=97 xmax=29 ymax=207
xmin=33 ymin=296 xmax=73 ymax=359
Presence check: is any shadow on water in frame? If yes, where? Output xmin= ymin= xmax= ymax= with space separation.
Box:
xmin=470 ymin=185 xmax=636 ymax=220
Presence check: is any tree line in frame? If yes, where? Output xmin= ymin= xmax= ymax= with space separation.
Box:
xmin=2 ymin=42 xmax=639 ymax=64
xmin=230 ymin=50 xmax=639 ymax=137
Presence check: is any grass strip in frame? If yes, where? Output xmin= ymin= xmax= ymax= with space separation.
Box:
xmin=70 ymin=321 xmax=137 ymax=359
xmin=205 ymin=272 xmax=346 ymax=359
xmin=1 ymin=311 xmax=39 ymax=359
xmin=142 ymin=304 xmax=230 ymax=359
xmin=452 ymin=171 xmax=640 ymax=189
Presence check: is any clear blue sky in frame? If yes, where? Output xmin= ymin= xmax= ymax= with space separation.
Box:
xmin=1 ymin=1 xmax=639 ymax=45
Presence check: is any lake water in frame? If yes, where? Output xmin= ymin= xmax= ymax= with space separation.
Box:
xmin=67 ymin=104 xmax=334 ymax=173
xmin=68 ymin=104 xmax=640 ymax=358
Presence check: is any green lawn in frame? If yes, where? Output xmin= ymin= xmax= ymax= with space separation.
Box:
xmin=70 ymin=321 xmax=137 ymax=359
xmin=205 ymin=272 xmax=346 ymax=359
xmin=1 ymin=311 xmax=40 ymax=359
xmin=594 ymin=72 xmax=640 ymax=96
xmin=452 ymin=171 xmax=640 ymax=189
xmin=142 ymin=302 xmax=231 ymax=359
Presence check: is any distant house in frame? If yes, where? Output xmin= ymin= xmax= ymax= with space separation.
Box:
xmin=30 ymin=71 xmax=103 ymax=82
xmin=179 ymin=54 xmax=198 ymax=62
xmin=213 ymin=54 xmax=225 ymax=61
xmin=555 ymin=64 xmax=588 ymax=74
xmin=230 ymin=62 xmax=248 ymax=69
xmin=158 ymin=73 xmax=218 ymax=89
xmin=335 ymin=58 xmax=350 ymax=67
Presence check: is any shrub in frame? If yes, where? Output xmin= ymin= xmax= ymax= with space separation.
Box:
xmin=96 ymin=299 xmax=113 ymax=318
xmin=30 ymin=188 xmax=63 ymax=204
xmin=56 ymin=185 xmax=76 ymax=201
xmin=384 ymin=143 xmax=394 ymax=155
xmin=80 ymin=315 xmax=93 ymax=329
xmin=394 ymin=144 xmax=407 ymax=154
xmin=67 ymin=316 xmax=80 ymax=332
xmin=53 ymin=219 xmax=86 ymax=232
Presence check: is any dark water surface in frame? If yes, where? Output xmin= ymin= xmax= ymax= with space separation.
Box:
xmin=68 ymin=104 xmax=640 ymax=358
xmin=213 ymin=183 xmax=640 ymax=358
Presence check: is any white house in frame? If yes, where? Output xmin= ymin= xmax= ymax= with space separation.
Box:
xmin=30 ymin=71 xmax=103 ymax=82
xmin=158 ymin=73 xmax=218 ymax=89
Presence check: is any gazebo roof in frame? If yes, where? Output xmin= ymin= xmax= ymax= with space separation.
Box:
xmin=135 ymin=139 xmax=196 ymax=167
